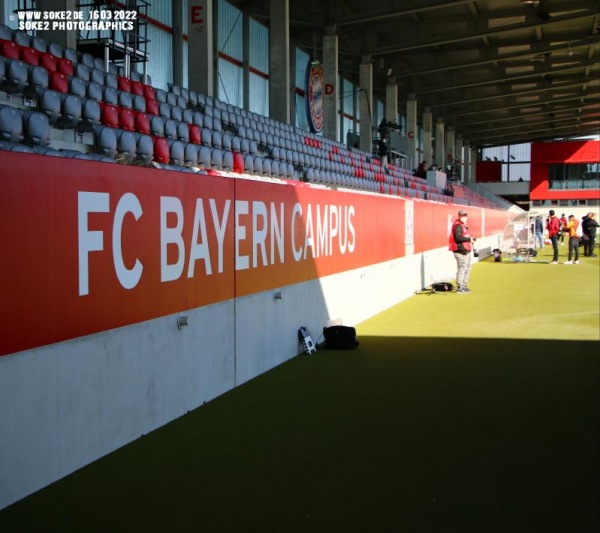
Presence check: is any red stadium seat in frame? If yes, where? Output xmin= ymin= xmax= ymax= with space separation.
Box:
xmin=131 ymin=80 xmax=143 ymax=96
xmin=40 ymin=52 xmax=58 ymax=72
xmin=0 ymin=39 xmax=20 ymax=60
xmin=118 ymin=107 xmax=135 ymax=131
xmin=188 ymin=124 xmax=201 ymax=144
xmin=134 ymin=111 xmax=150 ymax=134
xmin=145 ymin=98 xmax=159 ymax=116
xmin=58 ymin=58 xmax=73 ymax=76
xmin=233 ymin=152 xmax=244 ymax=173
xmin=20 ymin=47 xmax=40 ymax=66
xmin=100 ymin=103 xmax=119 ymax=128
xmin=142 ymin=84 xmax=155 ymax=100
xmin=153 ymin=136 xmax=170 ymax=163
xmin=117 ymin=75 xmax=131 ymax=92
xmin=49 ymin=71 xmax=68 ymax=93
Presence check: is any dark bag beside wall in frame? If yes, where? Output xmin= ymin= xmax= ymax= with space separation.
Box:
xmin=322 ymin=325 xmax=359 ymax=350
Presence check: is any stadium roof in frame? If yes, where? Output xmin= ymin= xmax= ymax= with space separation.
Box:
xmin=235 ymin=0 xmax=600 ymax=148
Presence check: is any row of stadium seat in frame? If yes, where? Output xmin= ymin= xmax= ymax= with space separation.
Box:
xmin=1 ymin=24 xmax=505 ymax=207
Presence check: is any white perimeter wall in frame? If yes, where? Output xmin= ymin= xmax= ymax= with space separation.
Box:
xmin=0 ymin=237 xmax=499 ymax=510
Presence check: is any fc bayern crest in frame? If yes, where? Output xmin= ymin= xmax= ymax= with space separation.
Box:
xmin=305 ymin=61 xmax=324 ymax=133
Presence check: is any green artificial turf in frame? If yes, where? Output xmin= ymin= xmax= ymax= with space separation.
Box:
xmin=1 ymin=250 xmax=598 ymax=532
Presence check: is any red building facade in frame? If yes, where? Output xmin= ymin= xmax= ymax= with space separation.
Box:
xmin=530 ymin=140 xmax=600 ymax=207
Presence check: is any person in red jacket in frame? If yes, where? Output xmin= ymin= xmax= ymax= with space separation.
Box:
xmin=449 ymin=209 xmax=475 ymax=293
xmin=546 ymin=210 xmax=561 ymax=264
xmin=559 ymin=213 xmax=568 ymax=245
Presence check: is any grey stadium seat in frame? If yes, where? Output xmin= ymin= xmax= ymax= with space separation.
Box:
xmin=87 ymin=81 xmax=103 ymax=101
xmin=0 ymin=24 xmax=13 ymax=41
xmin=116 ymin=130 xmax=137 ymax=164
xmin=198 ymin=146 xmax=212 ymax=168
xmin=222 ymin=151 xmax=234 ymax=171
xmin=244 ymin=154 xmax=254 ymax=174
xmin=271 ymin=160 xmax=280 ymax=177
xmin=63 ymin=47 xmax=78 ymax=64
xmin=80 ymin=53 xmax=95 ymax=69
xmin=212 ymin=118 xmax=223 ymax=133
xmin=211 ymin=131 xmax=223 ymax=149
xmin=22 ymin=110 xmax=50 ymax=146
xmin=168 ymin=83 xmax=182 ymax=96
xmin=48 ymin=42 xmax=63 ymax=59
xmin=69 ymin=76 xmax=86 ymax=98
xmin=262 ymin=158 xmax=272 ymax=177
xmin=94 ymin=126 xmax=117 ymax=158
xmin=164 ymin=119 xmax=177 ymax=140
xmin=0 ymin=105 xmax=24 ymax=143
xmin=26 ymin=65 xmax=49 ymax=95
xmin=2 ymin=59 xmax=28 ymax=94
xmin=33 ymin=145 xmax=63 ymax=157
xmin=184 ymin=143 xmax=198 ymax=167
xmin=31 ymin=36 xmax=47 ymax=53
xmin=171 ymin=106 xmax=183 ymax=122
xmin=133 ymin=95 xmax=146 ymax=112
xmin=0 ymin=57 xmax=5 ymax=85
xmin=210 ymin=148 xmax=224 ymax=169
xmin=105 ymin=72 xmax=118 ymax=89
xmin=13 ymin=30 xmax=31 ymax=47
xmin=253 ymin=156 xmax=263 ymax=175
xmin=192 ymin=111 xmax=204 ymax=127
xmin=177 ymin=121 xmax=189 ymax=142
xmin=168 ymin=140 xmax=184 ymax=166
xmin=37 ymin=89 xmax=62 ymax=125
xmin=75 ymin=63 xmax=90 ymax=82
xmin=133 ymin=133 xmax=154 ymax=166
xmin=222 ymin=134 xmax=232 ymax=151
xmin=91 ymin=68 xmax=105 ymax=86
xmin=166 ymin=92 xmax=178 ymax=106
xmin=78 ymin=99 xmax=101 ymax=132
xmin=56 ymin=94 xmax=82 ymax=129
xmin=159 ymin=102 xmax=172 ymax=119
xmin=101 ymin=86 xmax=117 ymax=106
xmin=0 ymin=141 xmax=34 ymax=153
xmin=118 ymin=90 xmax=133 ymax=109
xmin=150 ymin=115 xmax=165 ymax=137
xmin=182 ymin=109 xmax=194 ymax=124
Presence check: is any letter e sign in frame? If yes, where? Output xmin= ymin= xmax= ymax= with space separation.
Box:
xmin=191 ymin=6 xmax=204 ymax=24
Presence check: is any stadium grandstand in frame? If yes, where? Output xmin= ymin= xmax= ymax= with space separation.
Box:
xmin=1 ymin=0 xmax=598 ymax=513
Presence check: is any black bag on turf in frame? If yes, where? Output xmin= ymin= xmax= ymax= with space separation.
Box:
xmin=322 ymin=325 xmax=359 ymax=350
xmin=432 ymin=282 xmax=453 ymax=292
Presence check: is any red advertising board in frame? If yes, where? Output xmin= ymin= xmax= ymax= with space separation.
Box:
xmin=0 ymin=153 xmax=406 ymax=356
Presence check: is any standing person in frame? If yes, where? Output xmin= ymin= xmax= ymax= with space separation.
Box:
xmin=533 ymin=215 xmax=544 ymax=250
xmin=546 ymin=210 xmax=561 ymax=264
xmin=559 ymin=213 xmax=568 ymax=245
xmin=449 ymin=209 xmax=475 ymax=294
xmin=563 ymin=215 xmax=580 ymax=265
xmin=416 ymin=161 xmax=427 ymax=179
xmin=583 ymin=213 xmax=599 ymax=257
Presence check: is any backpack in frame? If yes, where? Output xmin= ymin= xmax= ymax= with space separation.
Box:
xmin=321 ymin=326 xmax=359 ymax=350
